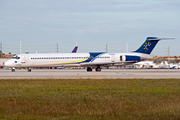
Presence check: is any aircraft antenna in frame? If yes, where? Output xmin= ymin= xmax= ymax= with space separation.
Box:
xmin=126 ymin=43 xmax=128 ymax=52
xmin=167 ymin=46 xmax=170 ymax=64
xmin=20 ymin=41 xmax=21 ymax=54
xmin=56 ymin=43 xmax=58 ymax=53
xmin=0 ymin=42 xmax=2 ymax=52
xmin=0 ymin=42 xmax=2 ymax=58
xmin=106 ymin=43 xmax=108 ymax=52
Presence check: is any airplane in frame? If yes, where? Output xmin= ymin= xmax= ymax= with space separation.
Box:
xmin=71 ymin=46 xmax=78 ymax=53
xmin=159 ymin=61 xmax=180 ymax=69
xmin=134 ymin=61 xmax=161 ymax=68
xmin=4 ymin=37 xmax=174 ymax=72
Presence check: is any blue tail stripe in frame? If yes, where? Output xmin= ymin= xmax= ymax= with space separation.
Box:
xmin=84 ymin=52 xmax=104 ymax=62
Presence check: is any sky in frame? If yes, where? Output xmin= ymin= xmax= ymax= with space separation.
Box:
xmin=0 ymin=0 xmax=179 ymax=56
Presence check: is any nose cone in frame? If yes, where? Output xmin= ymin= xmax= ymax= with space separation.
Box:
xmin=4 ymin=60 xmax=13 ymax=67
xmin=4 ymin=61 xmax=9 ymax=67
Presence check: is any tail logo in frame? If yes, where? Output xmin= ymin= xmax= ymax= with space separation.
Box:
xmin=143 ymin=42 xmax=151 ymax=51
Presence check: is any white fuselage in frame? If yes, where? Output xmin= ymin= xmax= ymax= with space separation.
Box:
xmin=4 ymin=52 xmax=153 ymax=68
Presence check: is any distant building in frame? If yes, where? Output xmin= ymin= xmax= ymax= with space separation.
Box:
xmin=0 ymin=53 xmax=15 ymax=67
xmin=0 ymin=53 xmax=15 ymax=58
xmin=154 ymin=56 xmax=180 ymax=60
xmin=4 ymin=54 xmax=15 ymax=58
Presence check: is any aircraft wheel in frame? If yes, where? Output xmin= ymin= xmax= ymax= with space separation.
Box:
xmin=12 ymin=69 xmax=15 ymax=72
xmin=96 ymin=67 xmax=101 ymax=72
xmin=87 ymin=67 xmax=92 ymax=72
xmin=28 ymin=69 xmax=31 ymax=72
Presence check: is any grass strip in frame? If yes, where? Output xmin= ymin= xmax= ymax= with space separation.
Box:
xmin=0 ymin=79 xmax=180 ymax=119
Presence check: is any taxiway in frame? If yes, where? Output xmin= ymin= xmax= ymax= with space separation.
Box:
xmin=1 ymin=69 xmax=180 ymax=79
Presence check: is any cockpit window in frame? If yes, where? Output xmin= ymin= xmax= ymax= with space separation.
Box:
xmin=12 ymin=56 xmax=17 ymax=59
xmin=12 ymin=56 xmax=20 ymax=59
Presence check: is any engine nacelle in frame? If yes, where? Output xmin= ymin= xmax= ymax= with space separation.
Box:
xmin=120 ymin=55 xmax=141 ymax=62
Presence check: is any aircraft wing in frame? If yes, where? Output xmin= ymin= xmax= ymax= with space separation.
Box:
xmin=80 ymin=61 xmax=136 ymax=67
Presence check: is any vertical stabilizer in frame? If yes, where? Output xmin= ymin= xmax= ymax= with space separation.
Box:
xmin=71 ymin=46 xmax=78 ymax=53
xmin=134 ymin=37 xmax=159 ymax=54
xmin=134 ymin=37 xmax=174 ymax=54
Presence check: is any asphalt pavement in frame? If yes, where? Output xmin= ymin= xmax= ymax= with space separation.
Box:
xmin=1 ymin=68 xmax=180 ymax=79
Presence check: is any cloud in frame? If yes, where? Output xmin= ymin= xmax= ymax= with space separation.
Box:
xmin=0 ymin=0 xmax=179 ymax=54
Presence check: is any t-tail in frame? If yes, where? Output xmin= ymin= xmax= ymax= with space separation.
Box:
xmin=134 ymin=37 xmax=175 ymax=54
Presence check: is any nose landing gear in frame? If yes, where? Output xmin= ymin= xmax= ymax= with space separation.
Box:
xmin=27 ymin=68 xmax=31 ymax=72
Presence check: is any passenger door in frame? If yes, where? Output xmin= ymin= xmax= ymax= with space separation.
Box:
xmin=21 ymin=55 xmax=27 ymax=63
xmin=111 ymin=54 xmax=115 ymax=62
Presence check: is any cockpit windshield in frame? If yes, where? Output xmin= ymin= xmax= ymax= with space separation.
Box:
xmin=12 ymin=56 xmax=20 ymax=59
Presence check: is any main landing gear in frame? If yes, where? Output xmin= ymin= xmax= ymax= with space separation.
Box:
xmin=95 ymin=67 xmax=101 ymax=72
xmin=86 ymin=66 xmax=101 ymax=72
xmin=87 ymin=67 xmax=92 ymax=72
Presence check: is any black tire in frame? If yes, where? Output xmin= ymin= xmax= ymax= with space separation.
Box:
xmin=27 ymin=68 xmax=31 ymax=72
xmin=96 ymin=67 xmax=101 ymax=72
xmin=87 ymin=67 xmax=92 ymax=72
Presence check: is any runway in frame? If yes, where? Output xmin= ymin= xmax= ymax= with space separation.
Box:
xmin=1 ymin=68 xmax=180 ymax=79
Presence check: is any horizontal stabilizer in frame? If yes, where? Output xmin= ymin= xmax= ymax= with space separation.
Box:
xmin=147 ymin=38 xmax=175 ymax=41
xmin=134 ymin=37 xmax=175 ymax=54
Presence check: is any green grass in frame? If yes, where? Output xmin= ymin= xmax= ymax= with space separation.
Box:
xmin=0 ymin=79 xmax=180 ymax=119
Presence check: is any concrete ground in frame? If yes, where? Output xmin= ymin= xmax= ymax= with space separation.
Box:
xmin=1 ymin=68 xmax=180 ymax=79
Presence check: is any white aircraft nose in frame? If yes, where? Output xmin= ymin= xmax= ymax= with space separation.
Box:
xmin=4 ymin=61 xmax=13 ymax=67
xmin=4 ymin=61 xmax=9 ymax=67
